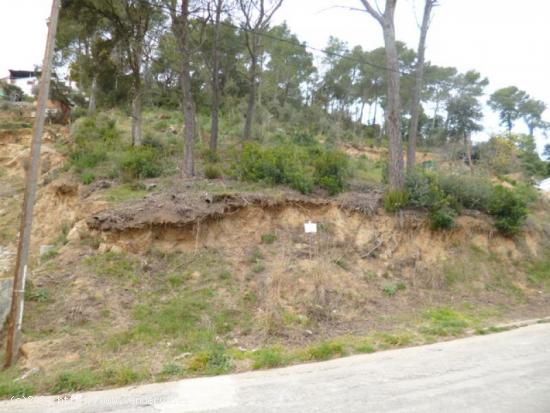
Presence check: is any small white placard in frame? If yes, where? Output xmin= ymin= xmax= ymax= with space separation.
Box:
xmin=304 ymin=221 xmax=317 ymax=234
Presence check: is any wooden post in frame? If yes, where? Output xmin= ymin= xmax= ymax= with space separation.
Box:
xmin=4 ymin=0 xmax=61 ymax=369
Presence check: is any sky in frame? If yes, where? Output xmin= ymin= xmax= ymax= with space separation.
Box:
xmin=1 ymin=0 xmax=548 ymax=152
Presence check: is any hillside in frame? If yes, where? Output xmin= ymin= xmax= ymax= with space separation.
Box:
xmin=0 ymin=111 xmax=549 ymax=397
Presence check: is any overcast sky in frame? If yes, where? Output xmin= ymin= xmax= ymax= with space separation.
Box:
xmin=1 ymin=0 xmax=548 ymax=151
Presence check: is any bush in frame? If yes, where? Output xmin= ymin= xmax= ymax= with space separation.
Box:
xmin=204 ymin=164 xmax=222 ymax=180
xmin=118 ymin=147 xmax=162 ymax=181
xmin=430 ymin=206 xmax=457 ymax=230
xmin=236 ymin=142 xmax=349 ymax=195
xmin=437 ymin=173 xmax=494 ymax=211
xmin=488 ymin=186 xmax=527 ymax=236
xmin=383 ymin=190 xmax=409 ymax=212
xmin=70 ymin=115 xmax=121 ymax=172
xmin=73 ymin=115 xmax=121 ymax=147
xmin=406 ymin=171 xmax=446 ymax=210
xmin=405 ymin=169 xmax=532 ymax=234
xmin=313 ymin=150 xmax=349 ymax=195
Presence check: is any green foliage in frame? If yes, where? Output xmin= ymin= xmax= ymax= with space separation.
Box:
xmin=527 ymin=255 xmax=550 ymax=289
xmin=383 ymin=190 xmax=409 ymax=212
xmin=313 ymin=150 xmax=350 ymax=195
xmin=261 ymin=233 xmax=277 ymax=244
xmin=70 ymin=115 xmax=121 ymax=172
xmin=382 ymin=282 xmax=406 ymax=297
xmin=437 ymin=173 xmax=494 ymax=211
xmin=0 ymin=370 xmax=35 ymax=398
xmin=407 ymin=170 xmax=529 ymax=235
xmin=237 ymin=142 xmax=314 ymax=194
xmin=307 ymin=341 xmax=346 ymax=361
xmin=488 ymin=186 xmax=528 ymax=236
xmin=252 ymin=348 xmax=284 ymax=369
xmin=204 ymin=164 xmax=222 ymax=180
xmin=84 ymin=252 xmax=139 ymax=280
xmin=26 ymin=288 xmax=50 ymax=302
xmin=187 ymin=345 xmax=232 ymax=375
xmin=118 ymin=147 xmax=163 ymax=181
xmin=52 ymin=369 xmax=99 ymax=394
xmin=430 ymin=206 xmax=457 ymax=230
xmin=234 ymin=142 xmax=349 ymax=195
xmin=81 ymin=171 xmax=95 ymax=185
xmin=421 ymin=307 xmax=471 ymax=337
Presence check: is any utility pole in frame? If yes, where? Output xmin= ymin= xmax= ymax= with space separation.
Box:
xmin=4 ymin=0 xmax=62 ymax=369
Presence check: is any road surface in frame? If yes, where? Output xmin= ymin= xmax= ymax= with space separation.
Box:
xmin=2 ymin=322 xmax=550 ymax=413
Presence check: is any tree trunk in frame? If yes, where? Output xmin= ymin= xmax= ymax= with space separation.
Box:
xmin=244 ymin=52 xmax=258 ymax=141
xmin=88 ymin=75 xmax=97 ymax=116
xmin=210 ymin=0 xmax=223 ymax=154
xmin=131 ymin=79 xmax=142 ymax=146
xmin=407 ymin=0 xmax=434 ymax=173
xmin=464 ymin=132 xmax=473 ymax=171
xmin=176 ymin=0 xmax=196 ymax=177
xmin=383 ymin=17 xmax=405 ymax=190
xmin=429 ymin=97 xmax=440 ymax=139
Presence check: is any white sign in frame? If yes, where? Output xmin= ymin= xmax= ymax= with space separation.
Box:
xmin=304 ymin=221 xmax=317 ymax=234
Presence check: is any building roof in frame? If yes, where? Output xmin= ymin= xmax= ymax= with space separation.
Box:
xmin=9 ymin=70 xmax=40 ymax=79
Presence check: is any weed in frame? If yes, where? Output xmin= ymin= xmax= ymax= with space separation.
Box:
xmin=101 ymin=366 xmax=143 ymax=386
xmin=421 ymin=307 xmax=470 ymax=337
xmin=84 ymin=252 xmax=139 ymax=281
xmin=80 ymin=171 xmax=95 ymax=185
xmin=160 ymin=363 xmax=185 ymax=378
xmin=252 ymin=348 xmax=284 ymax=370
xmin=527 ymin=255 xmax=550 ymax=289
xmin=0 ymin=369 xmax=35 ymax=398
xmin=26 ymin=288 xmax=50 ymax=302
xmin=187 ymin=345 xmax=232 ymax=375
xmin=105 ymin=184 xmax=148 ymax=203
xmin=252 ymin=263 xmax=266 ymax=274
xmin=374 ymin=332 xmax=413 ymax=348
xmin=248 ymin=247 xmax=263 ymax=264
xmin=261 ymin=233 xmax=277 ymax=244
xmin=382 ymin=282 xmax=406 ymax=297
xmin=383 ymin=190 xmax=409 ymax=213
xmin=352 ymin=340 xmax=376 ymax=353
xmin=334 ymin=259 xmax=350 ymax=271
xmin=51 ymin=369 xmax=99 ymax=394
xmin=307 ymin=341 xmax=345 ymax=361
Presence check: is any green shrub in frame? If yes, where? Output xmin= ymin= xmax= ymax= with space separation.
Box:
xmin=204 ymin=164 xmax=222 ymax=180
xmin=0 ymin=381 xmax=35 ymax=399
xmin=488 ymin=186 xmax=528 ymax=236
xmin=51 ymin=369 xmax=99 ymax=394
xmin=437 ymin=173 xmax=494 ymax=211
xmin=406 ymin=171 xmax=445 ymax=210
xmin=70 ymin=115 xmax=121 ymax=172
xmin=73 ymin=115 xmax=121 ymax=146
xmin=80 ymin=171 xmax=95 ymax=185
xmin=307 ymin=341 xmax=346 ymax=361
xmin=118 ymin=147 xmax=162 ymax=181
xmin=261 ymin=233 xmax=277 ymax=244
xmin=383 ymin=190 xmax=409 ymax=212
xmin=313 ymin=150 xmax=349 ymax=195
xmin=252 ymin=348 xmax=284 ymax=369
xmin=430 ymin=206 xmax=457 ymax=230
xmin=408 ymin=171 xmax=530 ymax=234
xmin=187 ymin=345 xmax=232 ymax=375
xmin=70 ymin=147 xmax=108 ymax=170
xmin=382 ymin=282 xmax=406 ymax=297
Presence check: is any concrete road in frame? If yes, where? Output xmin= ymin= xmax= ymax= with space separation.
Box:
xmin=2 ymin=323 xmax=550 ymax=413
